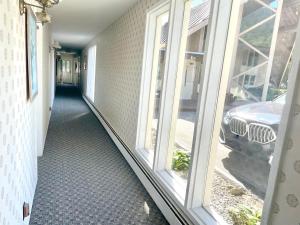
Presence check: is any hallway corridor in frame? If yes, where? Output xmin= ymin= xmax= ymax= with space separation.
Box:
xmin=29 ymin=87 xmax=168 ymax=225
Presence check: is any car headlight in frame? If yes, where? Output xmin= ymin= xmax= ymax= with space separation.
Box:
xmin=223 ymin=111 xmax=231 ymax=125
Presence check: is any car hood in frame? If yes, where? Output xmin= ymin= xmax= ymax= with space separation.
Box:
xmin=228 ymin=101 xmax=284 ymax=125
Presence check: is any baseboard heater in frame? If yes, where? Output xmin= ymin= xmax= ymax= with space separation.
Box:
xmin=83 ymin=95 xmax=194 ymax=225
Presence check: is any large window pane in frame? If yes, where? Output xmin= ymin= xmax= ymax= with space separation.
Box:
xmin=144 ymin=11 xmax=169 ymax=156
xmin=165 ymin=0 xmax=211 ymax=183
xmin=204 ymin=1 xmax=299 ymax=224
xmin=86 ymin=46 xmax=97 ymax=102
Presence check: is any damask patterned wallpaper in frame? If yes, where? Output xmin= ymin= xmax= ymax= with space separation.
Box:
xmin=271 ymin=83 xmax=300 ymax=224
xmin=0 ymin=0 xmax=52 ymax=224
xmin=82 ymin=0 xmax=161 ymax=150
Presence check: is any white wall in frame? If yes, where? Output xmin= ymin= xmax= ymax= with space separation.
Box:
xmin=36 ymin=23 xmax=54 ymax=157
xmin=271 ymin=71 xmax=300 ymax=224
xmin=0 ymin=1 xmax=54 ymax=224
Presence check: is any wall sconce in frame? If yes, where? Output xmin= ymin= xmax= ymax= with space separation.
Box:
xmin=19 ymin=0 xmax=61 ymax=25
xmin=49 ymin=41 xmax=62 ymax=52
xmin=36 ymin=9 xmax=51 ymax=24
xmin=52 ymin=41 xmax=62 ymax=49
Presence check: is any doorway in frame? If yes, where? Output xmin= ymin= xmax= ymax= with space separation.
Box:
xmin=56 ymin=52 xmax=80 ymax=87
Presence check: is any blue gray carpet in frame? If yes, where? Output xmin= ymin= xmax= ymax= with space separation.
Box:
xmin=29 ymin=87 xmax=169 ymax=225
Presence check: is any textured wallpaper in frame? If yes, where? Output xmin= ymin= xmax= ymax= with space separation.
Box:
xmin=0 ymin=0 xmax=51 ymax=224
xmin=271 ymin=84 xmax=300 ymax=224
xmin=82 ymin=0 xmax=161 ymax=150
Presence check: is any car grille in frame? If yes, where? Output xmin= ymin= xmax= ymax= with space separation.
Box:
xmin=248 ymin=123 xmax=276 ymax=144
xmin=229 ymin=118 xmax=247 ymax=136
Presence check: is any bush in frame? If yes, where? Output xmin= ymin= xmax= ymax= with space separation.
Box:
xmin=266 ymin=88 xmax=286 ymax=101
xmin=229 ymin=206 xmax=262 ymax=225
xmin=246 ymin=86 xmax=286 ymax=101
xmin=172 ymin=150 xmax=191 ymax=172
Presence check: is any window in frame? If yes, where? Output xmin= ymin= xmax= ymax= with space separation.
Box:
xmin=243 ymin=74 xmax=255 ymax=87
xmin=201 ymin=0 xmax=300 ymax=224
xmin=138 ymin=0 xmax=213 ymax=201
xmin=164 ymin=0 xmax=210 ymax=187
xmin=243 ymin=50 xmax=259 ymax=67
xmin=136 ymin=0 xmax=300 ymax=224
xmin=145 ymin=11 xmax=169 ymax=160
xmin=86 ymin=45 xmax=97 ymax=102
xmin=136 ymin=1 xmax=170 ymax=166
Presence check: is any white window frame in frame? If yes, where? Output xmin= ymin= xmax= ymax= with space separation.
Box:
xmin=152 ymin=0 xmax=232 ymax=211
xmin=153 ymin=0 xmax=192 ymax=204
xmin=136 ymin=0 xmax=196 ymax=205
xmin=137 ymin=0 xmax=233 ymax=219
xmin=137 ymin=0 xmax=230 ymax=209
xmin=136 ymin=0 xmax=171 ymax=168
xmin=136 ymin=0 xmax=300 ymax=225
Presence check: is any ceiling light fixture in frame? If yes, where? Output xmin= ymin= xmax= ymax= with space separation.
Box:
xmin=19 ymin=0 xmax=61 ymax=25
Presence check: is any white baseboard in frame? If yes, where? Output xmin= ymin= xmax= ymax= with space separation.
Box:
xmin=83 ymin=95 xmax=182 ymax=225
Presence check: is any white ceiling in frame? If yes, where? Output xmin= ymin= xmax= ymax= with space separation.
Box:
xmin=48 ymin=0 xmax=138 ymax=49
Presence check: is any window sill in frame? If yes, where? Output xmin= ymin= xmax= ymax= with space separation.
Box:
xmin=157 ymin=169 xmax=187 ymax=205
xmin=136 ymin=148 xmax=154 ymax=169
xmin=190 ymin=206 xmax=229 ymax=225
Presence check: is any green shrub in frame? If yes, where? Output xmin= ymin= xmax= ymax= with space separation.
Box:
xmin=229 ymin=206 xmax=262 ymax=225
xmin=266 ymin=88 xmax=286 ymax=101
xmin=172 ymin=150 xmax=191 ymax=172
xmin=245 ymin=86 xmax=287 ymax=101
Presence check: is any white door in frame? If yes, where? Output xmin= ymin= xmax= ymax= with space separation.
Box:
xmin=62 ymin=59 xmax=73 ymax=84
xmin=181 ymin=59 xmax=196 ymax=100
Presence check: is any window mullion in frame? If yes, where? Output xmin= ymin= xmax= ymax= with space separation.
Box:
xmin=136 ymin=11 xmax=156 ymax=151
xmin=153 ymin=0 xmax=188 ymax=172
xmin=186 ymin=0 xmax=233 ymax=211
xmin=184 ymin=0 xmax=220 ymax=210
xmin=135 ymin=0 xmax=170 ymax=168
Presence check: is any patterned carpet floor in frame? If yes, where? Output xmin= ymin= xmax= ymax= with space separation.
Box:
xmin=29 ymin=87 xmax=169 ymax=225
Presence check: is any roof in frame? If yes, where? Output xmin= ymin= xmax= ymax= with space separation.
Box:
xmin=160 ymin=1 xmax=210 ymax=44
xmin=189 ymin=1 xmax=210 ymax=32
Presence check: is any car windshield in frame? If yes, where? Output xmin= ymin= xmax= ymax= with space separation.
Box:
xmin=273 ymin=94 xmax=286 ymax=104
